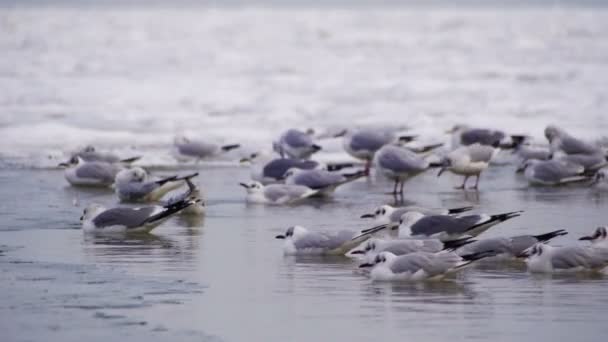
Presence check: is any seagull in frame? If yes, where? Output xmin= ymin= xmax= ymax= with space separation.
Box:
xmin=358 ymin=250 xmax=497 ymax=282
xmin=519 ymin=159 xmax=588 ymax=186
xmin=359 ymin=204 xmax=474 ymax=226
xmin=173 ymin=135 xmax=240 ymax=162
xmin=337 ymin=128 xmax=417 ymax=174
xmin=239 ymin=181 xmax=318 ymax=204
xmin=70 ymin=145 xmax=141 ymax=164
xmin=162 ymin=178 xmax=205 ymax=215
xmin=115 ymin=167 xmax=198 ymax=202
xmin=274 ymin=225 xmax=381 ymax=255
xmin=59 ymin=156 xmax=123 ymax=187
xmin=355 ymin=210 xmax=522 ymax=242
xmin=348 ymin=236 xmax=475 ymax=263
xmin=447 ymin=125 xmax=526 ymax=149
xmin=80 ymin=198 xmax=199 ymax=233
xmin=273 ymin=129 xmax=321 ymax=159
xmin=456 ymin=229 xmax=568 ymax=260
xmin=579 ymin=226 xmax=608 ymax=249
xmin=522 ymin=243 xmax=608 ymax=273
xmin=282 ymin=168 xmax=366 ymax=196
xmin=374 ymin=145 xmax=440 ymax=194
xmin=545 ymin=125 xmax=602 ymax=156
xmin=437 ymin=143 xmax=499 ymax=189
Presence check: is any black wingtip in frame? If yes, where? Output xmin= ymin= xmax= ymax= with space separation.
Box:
xmin=311 ymin=144 xmax=322 ymax=152
xmin=447 ymin=206 xmax=474 ymax=214
xmin=460 ymin=250 xmax=499 ymax=262
xmin=490 ymin=210 xmax=524 ymax=222
xmin=442 ymin=237 xmax=476 ymax=251
xmin=533 ymin=229 xmax=568 ymax=242
xmin=398 ymin=135 xmax=417 ymax=143
xmin=221 ymin=144 xmax=240 ymax=152
xmin=119 ymin=156 xmax=142 ymax=164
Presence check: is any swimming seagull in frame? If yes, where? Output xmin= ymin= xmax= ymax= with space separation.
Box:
xmin=80 ymin=198 xmax=199 ymax=233
xmin=282 ymin=168 xmax=366 ymax=196
xmin=239 ymin=181 xmax=318 ymax=204
xmin=274 ymin=225 xmax=384 ymax=255
xmin=545 ymin=125 xmax=602 ymax=156
xmin=456 ymin=229 xmax=568 ymax=260
xmin=519 ymin=159 xmax=588 ymax=186
xmin=70 ymin=145 xmax=141 ymax=164
xmin=162 ymin=178 xmax=205 ymax=215
xmin=358 ymin=250 xmax=497 ymax=282
xmin=437 ymin=143 xmax=499 ymax=189
xmin=355 ymin=210 xmax=522 ymax=242
xmin=337 ymin=128 xmax=417 ymax=174
xmin=115 ymin=167 xmax=199 ymax=202
xmin=173 ymin=135 xmax=240 ymax=162
xmin=59 ymin=156 xmax=123 ymax=187
xmin=521 ymin=243 xmax=608 ymax=273
xmin=273 ymin=129 xmax=321 ymax=159
xmin=348 ymin=237 xmax=475 ymax=263
xmin=374 ymin=145 xmax=441 ymax=194
xmin=360 ymin=204 xmax=474 ymax=226
xmin=240 ymin=152 xmax=353 ymax=184
xmin=447 ymin=125 xmax=526 ymax=149
xmin=579 ymin=226 xmax=608 ymax=249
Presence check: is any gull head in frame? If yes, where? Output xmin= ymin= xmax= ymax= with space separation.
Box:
xmin=591 ymin=168 xmax=608 ymax=186
xmin=239 ymin=151 xmax=272 ymax=164
xmin=544 ymin=124 xmax=564 ymax=142
xmin=174 ymin=135 xmax=191 ymax=145
xmin=359 ymin=251 xmax=396 ymax=268
xmin=275 ymin=225 xmax=308 ymax=240
xmin=239 ymin=181 xmax=264 ymax=194
xmin=80 ymin=203 xmax=106 ymax=222
xmin=579 ymin=226 xmax=608 ymax=243
xmin=360 ymin=205 xmax=394 ymax=221
xmin=350 ymin=238 xmax=382 ymax=255
xmin=58 ymin=156 xmax=84 ymax=168
xmin=115 ymin=167 xmax=147 ymax=184
xmin=521 ymin=243 xmax=554 ymax=259
xmin=398 ymin=211 xmax=425 ymax=230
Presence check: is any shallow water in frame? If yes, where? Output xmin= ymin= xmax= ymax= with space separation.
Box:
xmin=2 ymin=166 xmax=608 ymax=342
xmin=2 ymin=3 xmax=608 ymax=342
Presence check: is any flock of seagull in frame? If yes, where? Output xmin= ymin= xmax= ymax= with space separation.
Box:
xmin=59 ymin=123 xmax=608 ymax=282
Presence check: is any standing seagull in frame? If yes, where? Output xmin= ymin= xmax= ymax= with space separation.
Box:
xmin=240 ymin=152 xmax=326 ymax=185
xmin=544 ymin=125 xmax=602 ymax=156
xmin=239 ymin=181 xmax=318 ymax=205
xmin=338 ymin=128 xmax=416 ymax=175
xmin=80 ymin=199 xmax=199 ymax=233
xmin=357 ymin=210 xmax=522 ymax=241
xmin=437 ymin=143 xmax=499 ymax=189
xmin=358 ymin=250 xmax=497 ymax=282
xmin=283 ymin=168 xmax=365 ymax=196
xmin=59 ymin=157 xmax=123 ymax=187
xmin=173 ymin=135 xmax=240 ymax=162
xmin=519 ymin=159 xmax=588 ymax=186
xmin=274 ymin=225 xmax=381 ymax=255
xmin=447 ymin=125 xmax=525 ymax=149
xmin=114 ymin=167 xmax=198 ymax=202
xmin=522 ymin=243 xmax=608 ymax=273
xmin=374 ymin=145 xmax=438 ymax=194
xmin=273 ymin=129 xmax=321 ymax=159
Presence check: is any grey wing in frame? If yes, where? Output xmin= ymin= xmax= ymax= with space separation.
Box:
xmin=411 ymin=215 xmax=475 ymax=236
xmin=421 ymin=253 xmax=463 ymax=275
xmin=264 ymin=185 xmax=311 ymax=202
xmin=177 ymin=142 xmax=217 ymax=157
xmin=384 ymin=240 xmax=443 ymax=254
xmin=559 ymin=154 xmax=606 ymax=171
xmin=118 ymin=181 xmax=159 ymax=200
xmin=378 ymin=147 xmax=427 ymax=173
xmin=534 ymin=161 xmax=582 ymax=182
xmin=323 ymin=230 xmax=357 ymax=249
xmin=76 ymin=163 xmax=116 ymax=182
xmin=92 ymin=207 xmax=156 ymax=228
xmin=283 ymin=129 xmax=313 ymax=148
xmin=461 ymin=129 xmax=504 ymax=146
xmin=459 ymin=238 xmax=512 ymax=255
xmin=263 ymin=159 xmax=319 ymax=179
xmin=559 ymin=135 xmax=600 ymax=155
xmin=508 ymin=235 xmax=539 ymax=256
xmin=295 ymin=170 xmax=344 ymax=189
xmin=350 ymin=130 xmax=391 ymax=152
xmin=466 ymin=144 xmax=495 ymax=163
xmin=293 ymin=232 xmax=332 ymax=249
xmin=552 ymin=247 xmax=592 ymax=269
xmin=588 ymin=248 xmax=608 ymax=268
xmin=389 ymin=208 xmax=411 ymax=222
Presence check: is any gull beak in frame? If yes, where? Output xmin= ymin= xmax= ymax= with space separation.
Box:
xmin=518 ymin=249 xmax=531 ymax=258
xmin=515 ymin=164 xmax=526 ymax=173
xmin=275 ymin=235 xmax=285 ymax=239
xmin=239 ymin=158 xmax=250 ymax=163
xmin=579 ymin=236 xmax=593 ymax=241
xmin=333 ymin=129 xmax=348 ymax=138
xmin=79 ymin=215 xmax=84 ymax=221
xmin=360 ymin=213 xmax=374 ymax=219
xmin=445 ymin=127 xmax=457 ymax=134
xmin=58 ymin=162 xmax=70 ymax=168
xmin=239 ymin=183 xmax=250 ymax=189
xmin=350 ymin=250 xmax=365 ymax=255
xmin=358 ymin=263 xmax=373 ymax=268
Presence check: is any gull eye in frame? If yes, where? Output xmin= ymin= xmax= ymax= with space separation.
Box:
xmin=381 ymin=209 xmax=386 ymax=215
xmin=375 ymin=210 xmax=380 ymax=215
xmin=251 ymin=153 xmax=258 ymax=158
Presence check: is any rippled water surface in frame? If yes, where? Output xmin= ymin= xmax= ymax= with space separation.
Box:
xmin=2 ymin=3 xmax=608 ymax=342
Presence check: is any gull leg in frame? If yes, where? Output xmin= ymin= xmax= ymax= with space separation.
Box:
xmin=455 ymin=176 xmax=469 ymax=190
xmin=392 ymin=179 xmax=399 ymax=194
xmin=470 ymin=174 xmax=480 ymax=190
xmin=399 ymin=179 xmax=405 ymax=194
xmin=364 ymin=160 xmax=371 ymax=176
